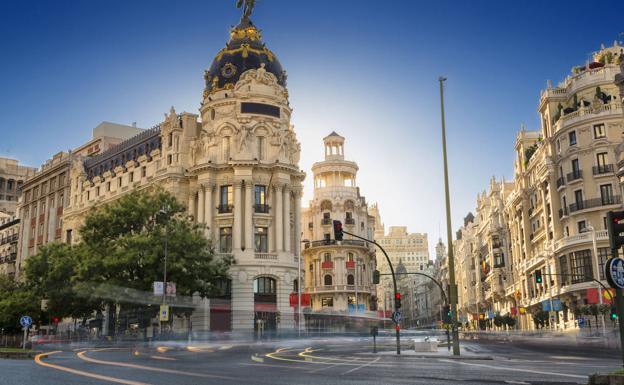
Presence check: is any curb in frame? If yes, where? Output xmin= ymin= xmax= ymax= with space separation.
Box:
xmin=0 ymin=351 xmax=43 ymax=360
xmin=588 ymin=374 xmax=624 ymax=385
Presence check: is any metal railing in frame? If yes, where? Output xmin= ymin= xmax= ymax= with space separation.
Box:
xmin=556 ymin=177 xmax=566 ymax=188
xmin=568 ymin=195 xmax=621 ymax=213
xmin=593 ymin=164 xmax=614 ymax=175
xmin=566 ymin=170 xmax=582 ymax=182
xmin=345 ymin=218 xmax=355 ymax=225
xmin=558 ymin=207 xmax=568 ymax=218
xmin=254 ymin=204 xmax=270 ymax=214
xmin=321 ymin=218 xmax=332 ymax=225
xmin=217 ymin=204 xmax=233 ymax=214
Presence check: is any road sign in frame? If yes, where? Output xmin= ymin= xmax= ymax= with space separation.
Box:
xmin=159 ymin=305 xmax=169 ymax=322
xmin=392 ymin=310 xmax=402 ymax=324
xmin=166 ymin=282 xmax=176 ymax=297
xmin=154 ymin=281 xmax=164 ymax=296
xmin=19 ymin=316 xmax=32 ymax=328
xmin=606 ymin=257 xmax=624 ymax=289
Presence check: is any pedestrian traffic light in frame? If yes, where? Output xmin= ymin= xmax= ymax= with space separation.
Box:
xmin=443 ymin=305 xmax=451 ymax=323
xmin=535 ymin=270 xmax=542 ymax=284
xmin=394 ymin=292 xmax=401 ymax=309
xmin=611 ymin=305 xmax=618 ymax=321
xmin=607 ymin=211 xmax=624 ymax=251
xmin=372 ymin=270 xmax=380 ymax=284
xmin=333 ymin=220 xmax=343 ymax=241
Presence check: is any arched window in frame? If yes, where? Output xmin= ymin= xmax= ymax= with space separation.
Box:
xmin=254 ymin=277 xmax=276 ymax=294
xmin=324 ymin=275 xmax=333 ymax=286
xmin=293 ymin=278 xmax=299 ymax=293
xmin=347 ymin=252 xmax=354 ymax=262
xmin=347 ymin=274 xmax=355 ymax=285
xmin=324 ymin=253 xmax=331 ymax=262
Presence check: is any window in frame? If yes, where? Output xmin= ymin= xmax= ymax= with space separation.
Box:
xmin=118 ymin=178 xmax=122 ymax=187
xmin=219 ymin=185 xmax=233 ymax=212
xmin=129 ymin=172 xmax=134 ymax=183
xmin=254 ymin=227 xmax=268 ymax=252
xmin=571 ymin=158 xmax=580 ymax=174
xmin=254 ymin=277 xmax=276 ymax=294
xmin=493 ymin=252 xmax=504 ymax=268
xmin=556 ymin=139 xmax=561 ymax=153
xmin=323 ymin=253 xmax=331 ymax=262
xmin=569 ymin=131 xmax=577 ymax=146
xmin=347 ymin=274 xmax=355 ymax=285
xmin=600 ymin=184 xmax=614 ymax=205
xmin=293 ymin=279 xmax=299 ymax=293
xmin=577 ymin=220 xmax=586 ymax=234
xmin=598 ymin=247 xmax=610 ymax=280
xmin=570 ymin=250 xmax=592 ymax=284
xmin=594 ymin=123 xmax=606 ymax=139
xmin=141 ymin=166 xmax=147 ymax=178
xmin=96 ymin=186 xmax=100 ymax=197
xmin=106 ymin=182 xmax=110 ymax=192
xmin=219 ymin=227 xmax=232 ymax=253
xmin=167 ymin=154 xmax=172 ymax=165
xmin=65 ymin=229 xmax=72 ymax=244
xmin=168 ymin=132 xmax=173 ymax=147
xmin=574 ymin=189 xmax=583 ymax=206
xmin=254 ymin=185 xmax=267 ymax=212
xmin=321 ymin=297 xmax=333 ymax=307
xmin=347 ymin=252 xmax=354 ymax=262
xmin=597 ymin=152 xmax=608 ymax=168
xmin=324 ymin=275 xmax=333 ymax=286
xmin=257 ymin=136 xmax=265 ymax=160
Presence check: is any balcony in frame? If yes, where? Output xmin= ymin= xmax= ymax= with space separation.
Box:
xmin=556 ymin=177 xmax=566 ymax=189
xmin=566 ymin=170 xmax=582 ymax=183
xmin=345 ymin=218 xmax=355 ymax=225
xmin=217 ymin=204 xmax=233 ymax=214
xmin=305 ymin=239 xmax=336 ymax=249
xmin=554 ymin=229 xmax=609 ymax=252
xmin=346 ymin=261 xmax=356 ymax=269
xmin=568 ymin=196 xmax=621 ymax=213
xmin=321 ymin=218 xmax=332 ymax=225
xmin=558 ymin=207 xmax=568 ymax=218
xmin=254 ymin=204 xmax=270 ymax=214
xmin=321 ymin=261 xmax=334 ymax=269
xmin=593 ymin=164 xmax=614 ymax=176
xmin=254 ymin=253 xmax=277 ymax=260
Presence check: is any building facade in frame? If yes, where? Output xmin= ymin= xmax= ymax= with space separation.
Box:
xmin=0 ymin=213 xmax=20 ymax=278
xmin=301 ymin=132 xmax=376 ymax=315
xmin=0 ymin=157 xmax=35 ymax=215
xmin=62 ymin=15 xmax=304 ymax=333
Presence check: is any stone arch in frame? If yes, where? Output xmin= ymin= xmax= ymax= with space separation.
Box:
xmin=320 ymin=200 xmax=332 ymax=211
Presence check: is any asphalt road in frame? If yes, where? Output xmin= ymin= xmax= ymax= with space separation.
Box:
xmin=1 ymin=335 xmax=620 ymax=385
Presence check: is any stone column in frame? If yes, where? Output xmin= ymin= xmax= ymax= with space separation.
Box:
xmin=294 ymin=187 xmax=302 ymax=275
xmin=275 ymin=185 xmax=283 ymax=252
xmin=245 ymin=181 xmax=253 ymax=252
xmin=283 ymin=186 xmax=291 ymax=253
xmin=233 ymin=181 xmax=242 ymax=251
xmin=188 ymin=189 xmax=196 ymax=221
xmin=197 ymin=186 xmax=205 ymax=224
xmin=205 ymin=184 xmax=213 ymax=236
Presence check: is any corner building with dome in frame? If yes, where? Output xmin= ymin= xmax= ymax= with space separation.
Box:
xmin=301 ymin=133 xmax=377 ymax=320
xmin=61 ymin=14 xmax=304 ymax=334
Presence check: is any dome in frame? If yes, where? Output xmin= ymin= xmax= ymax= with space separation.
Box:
xmin=204 ymin=18 xmax=286 ymax=96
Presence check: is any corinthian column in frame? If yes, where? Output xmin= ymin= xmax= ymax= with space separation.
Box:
xmin=293 ymin=187 xmax=302 ymax=257
xmin=275 ymin=184 xmax=283 ymax=252
xmin=233 ymin=181 xmax=242 ymax=251
xmin=188 ymin=189 xmax=196 ymax=221
xmin=283 ymin=186 xmax=291 ymax=253
xmin=197 ymin=186 xmax=205 ymax=224
xmin=245 ymin=181 xmax=253 ymax=252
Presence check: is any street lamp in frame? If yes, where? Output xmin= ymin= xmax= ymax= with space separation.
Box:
xmin=159 ymin=205 xmax=170 ymax=336
xmin=300 ymin=238 xmax=310 ymax=337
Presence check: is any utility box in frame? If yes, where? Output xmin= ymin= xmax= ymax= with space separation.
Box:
xmin=413 ymin=337 xmax=438 ymax=352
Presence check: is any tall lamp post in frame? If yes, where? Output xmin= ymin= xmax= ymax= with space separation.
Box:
xmin=159 ymin=205 xmax=169 ymax=336
xmin=300 ymin=239 xmax=310 ymax=337
xmin=439 ymin=76 xmax=460 ymax=356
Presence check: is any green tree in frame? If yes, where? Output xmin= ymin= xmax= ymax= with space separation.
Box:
xmin=24 ymin=242 xmax=97 ymax=321
xmin=76 ymin=189 xmax=233 ymax=334
xmin=0 ymin=275 xmax=41 ymax=333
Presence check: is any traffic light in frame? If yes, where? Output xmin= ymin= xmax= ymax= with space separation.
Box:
xmin=535 ymin=270 xmax=542 ymax=284
xmin=372 ymin=270 xmax=380 ymax=284
xmin=394 ymin=292 xmax=401 ymax=309
xmin=276 ymin=312 xmax=281 ymax=324
xmin=333 ymin=220 xmax=343 ymax=241
xmin=611 ymin=305 xmax=618 ymax=321
xmin=442 ymin=305 xmax=451 ymax=323
xmin=607 ymin=211 xmax=624 ymax=251
xmin=51 ymin=316 xmax=60 ymax=324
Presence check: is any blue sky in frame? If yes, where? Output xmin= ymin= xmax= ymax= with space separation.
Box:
xmin=1 ymin=0 xmax=623 ymax=258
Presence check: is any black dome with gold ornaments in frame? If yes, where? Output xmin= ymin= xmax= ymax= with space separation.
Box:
xmin=204 ymin=17 xmax=286 ymax=97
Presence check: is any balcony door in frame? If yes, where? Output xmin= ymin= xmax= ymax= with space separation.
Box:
xmin=600 ymin=184 xmax=613 ymax=205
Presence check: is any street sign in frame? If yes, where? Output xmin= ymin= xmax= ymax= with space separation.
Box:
xmin=19 ymin=316 xmax=32 ymax=328
xmin=153 ymin=281 xmax=164 ymax=296
xmin=159 ymin=305 xmax=169 ymax=322
xmin=166 ymin=282 xmax=176 ymax=297
xmin=606 ymin=257 xmax=624 ymax=289
xmin=392 ymin=310 xmax=402 ymax=324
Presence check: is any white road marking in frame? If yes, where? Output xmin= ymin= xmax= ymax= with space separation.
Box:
xmin=341 ymin=356 xmax=381 ymax=375
xmin=438 ymin=359 xmax=587 ymax=379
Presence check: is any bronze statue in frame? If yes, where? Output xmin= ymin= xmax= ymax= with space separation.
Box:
xmin=236 ymin=0 xmax=255 ymax=20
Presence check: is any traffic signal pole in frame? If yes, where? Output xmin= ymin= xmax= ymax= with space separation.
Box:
xmin=341 ymin=228 xmax=401 ymax=355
